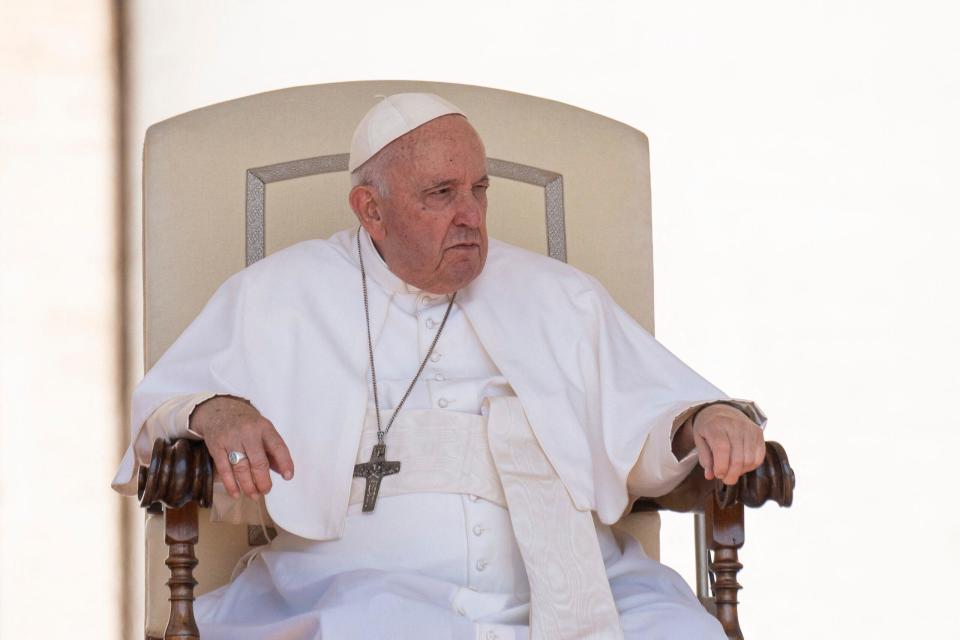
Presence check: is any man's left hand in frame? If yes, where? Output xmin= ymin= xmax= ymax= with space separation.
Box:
xmin=672 ymin=404 xmax=765 ymax=485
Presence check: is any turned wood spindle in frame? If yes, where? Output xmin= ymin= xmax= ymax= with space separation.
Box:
xmin=707 ymin=484 xmax=746 ymax=640
xmin=164 ymin=502 xmax=200 ymax=639
xmin=138 ymin=438 xmax=214 ymax=640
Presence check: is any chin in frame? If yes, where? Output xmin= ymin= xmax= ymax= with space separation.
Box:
xmin=454 ymin=265 xmax=484 ymax=291
xmin=432 ymin=261 xmax=483 ymax=293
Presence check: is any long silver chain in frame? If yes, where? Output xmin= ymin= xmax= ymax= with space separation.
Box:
xmin=358 ymin=229 xmax=456 ymax=444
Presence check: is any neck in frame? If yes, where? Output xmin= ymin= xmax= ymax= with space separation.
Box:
xmin=370 ymin=237 xmax=387 ymax=261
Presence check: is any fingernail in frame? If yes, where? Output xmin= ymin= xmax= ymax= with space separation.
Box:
xmin=283 ymin=471 xmax=292 ymax=480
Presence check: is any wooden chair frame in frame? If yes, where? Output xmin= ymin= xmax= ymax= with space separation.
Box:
xmin=138 ymin=437 xmax=794 ymax=640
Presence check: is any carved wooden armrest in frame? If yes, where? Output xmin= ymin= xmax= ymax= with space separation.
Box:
xmin=635 ymin=440 xmax=794 ymax=514
xmin=138 ymin=438 xmax=214 ymax=640
xmin=632 ymin=441 xmax=796 ymax=640
xmin=138 ymin=437 xmax=794 ymax=640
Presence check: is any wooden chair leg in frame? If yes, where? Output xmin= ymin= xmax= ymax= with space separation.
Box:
xmin=164 ymin=502 xmax=200 ymax=639
xmin=711 ymin=547 xmax=744 ymax=640
xmin=706 ymin=490 xmax=745 ymax=640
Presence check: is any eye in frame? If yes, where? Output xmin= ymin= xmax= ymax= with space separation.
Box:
xmin=426 ymin=186 xmax=453 ymax=200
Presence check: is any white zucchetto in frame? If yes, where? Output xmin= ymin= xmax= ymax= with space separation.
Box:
xmin=348 ymin=93 xmax=466 ymax=172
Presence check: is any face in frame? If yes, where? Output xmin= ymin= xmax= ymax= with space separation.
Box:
xmin=349 ymin=115 xmax=489 ymax=294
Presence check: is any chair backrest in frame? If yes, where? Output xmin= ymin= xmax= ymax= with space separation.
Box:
xmin=142 ymin=81 xmax=659 ymax=635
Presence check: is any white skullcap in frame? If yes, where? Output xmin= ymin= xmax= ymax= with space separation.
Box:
xmin=349 ymin=93 xmax=466 ymax=172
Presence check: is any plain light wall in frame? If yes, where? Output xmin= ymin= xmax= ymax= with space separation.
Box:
xmin=0 ymin=1 xmax=121 ymax=638
xmin=124 ymin=1 xmax=960 ymax=637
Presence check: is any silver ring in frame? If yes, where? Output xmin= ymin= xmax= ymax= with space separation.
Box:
xmin=228 ymin=450 xmax=247 ymax=465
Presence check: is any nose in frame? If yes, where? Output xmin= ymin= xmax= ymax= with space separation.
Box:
xmin=452 ymin=187 xmax=484 ymax=228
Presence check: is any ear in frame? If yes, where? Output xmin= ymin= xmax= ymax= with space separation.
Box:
xmin=349 ymin=184 xmax=387 ymax=242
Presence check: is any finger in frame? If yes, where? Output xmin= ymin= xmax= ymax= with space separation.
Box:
xmin=743 ymin=427 xmax=763 ymax=471
xmin=263 ymin=429 xmax=295 ymax=481
xmin=754 ymin=436 xmax=767 ymax=468
xmin=210 ymin=446 xmax=240 ymax=499
xmin=723 ymin=431 xmax=746 ymax=485
xmin=694 ymin=431 xmax=714 ymax=480
xmin=243 ymin=440 xmax=273 ymax=495
xmin=710 ymin=432 xmax=732 ymax=482
xmin=228 ymin=446 xmax=260 ymax=499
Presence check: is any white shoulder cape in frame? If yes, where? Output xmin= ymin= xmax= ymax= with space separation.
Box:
xmin=114 ymin=229 xmax=728 ymax=540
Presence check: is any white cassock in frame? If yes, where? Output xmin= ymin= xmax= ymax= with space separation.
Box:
xmin=113 ymin=227 xmax=764 ymax=640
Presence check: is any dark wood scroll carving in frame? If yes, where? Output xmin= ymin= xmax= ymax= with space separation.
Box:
xmin=634 ymin=441 xmax=794 ymax=514
xmin=632 ymin=441 xmax=795 ymax=640
xmin=138 ymin=438 xmax=214 ymax=510
xmin=138 ymin=438 xmax=214 ymax=640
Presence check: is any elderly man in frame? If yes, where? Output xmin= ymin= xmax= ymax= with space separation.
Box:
xmin=114 ymin=93 xmax=766 ymax=639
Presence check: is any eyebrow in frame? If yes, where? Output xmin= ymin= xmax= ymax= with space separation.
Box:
xmin=421 ymin=175 xmax=490 ymax=193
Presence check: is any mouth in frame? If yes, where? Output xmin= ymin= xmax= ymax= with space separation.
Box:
xmin=446 ymin=241 xmax=480 ymax=251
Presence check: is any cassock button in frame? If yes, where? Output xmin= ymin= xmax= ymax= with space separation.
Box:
xmin=472 ymin=524 xmax=484 ymax=536
xmin=438 ymin=398 xmax=449 ymax=408
xmin=430 ymin=353 xmax=442 ymax=362
xmin=485 ymin=632 xmax=499 ymax=640
xmin=421 ymin=295 xmax=433 ymax=305
xmin=455 ymin=605 xmax=466 ymax=616
xmin=475 ymin=559 xmax=488 ymax=571
xmin=434 ymin=373 xmax=445 ymax=381
xmin=425 ymin=318 xmax=436 ymax=329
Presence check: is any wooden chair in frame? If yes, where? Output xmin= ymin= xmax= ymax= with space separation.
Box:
xmin=128 ymin=81 xmax=795 ymax=640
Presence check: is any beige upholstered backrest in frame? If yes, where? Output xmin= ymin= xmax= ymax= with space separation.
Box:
xmin=142 ymin=81 xmax=658 ymax=635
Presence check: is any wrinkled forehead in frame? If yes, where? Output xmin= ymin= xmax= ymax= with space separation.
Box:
xmin=387 ymin=115 xmax=487 ymax=176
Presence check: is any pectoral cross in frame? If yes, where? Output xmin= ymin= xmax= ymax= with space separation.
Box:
xmin=353 ymin=443 xmax=401 ymax=512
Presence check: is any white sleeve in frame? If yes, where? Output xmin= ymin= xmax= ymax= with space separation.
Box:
xmin=626 ymin=398 xmax=767 ymax=498
xmin=110 ymin=392 xmax=217 ymax=496
xmin=111 ymin=271 xmax=251 ymax=496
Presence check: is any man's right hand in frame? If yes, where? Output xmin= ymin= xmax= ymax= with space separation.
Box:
xmin=189 ymin=395 xmax=295 ymax=499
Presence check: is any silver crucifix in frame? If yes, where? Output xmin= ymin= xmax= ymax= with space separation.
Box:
xmin=352 ymin=443 xmax=401 ymax=512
